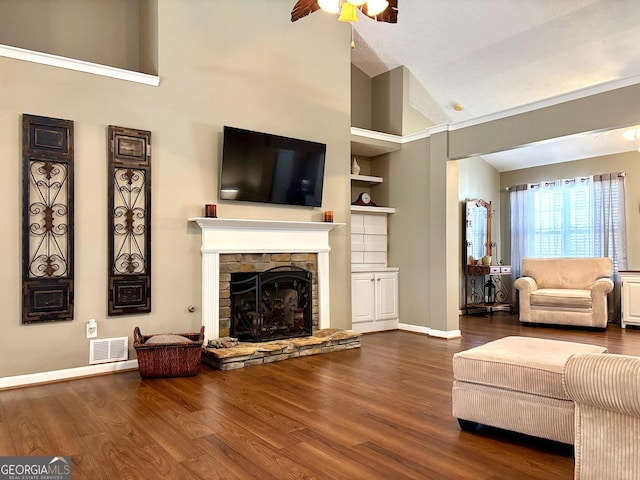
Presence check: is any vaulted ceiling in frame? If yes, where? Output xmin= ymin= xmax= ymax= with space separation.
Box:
xmin=349 ymin=0 xmax=640 ymax=170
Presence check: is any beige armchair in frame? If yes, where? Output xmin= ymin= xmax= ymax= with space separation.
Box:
xmin=564 ymin=353 xmax=640 ymax=480
xmin=514 ymin=257 xmax=613 ymax=328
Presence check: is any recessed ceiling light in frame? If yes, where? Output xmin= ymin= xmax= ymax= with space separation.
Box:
xmin=453 ymin=104 xmax=464 ymax=111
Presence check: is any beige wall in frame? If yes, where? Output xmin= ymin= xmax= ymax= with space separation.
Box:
xmin=351 ymin=64 xmax=371 ymax=130
xmin=458 ymin=156 xmax=501 ymax=307
xmin=0 ymin=0 xmax=147 ymax=72
xmin=371 ymin=67 xmax=404 ymax=135
xmin=449 ymin=83 xmax=640 ymax=160
xmin=401 ymin=68 xmax=432 ymax=135
xmin=0 ymin=0 xmax=352 ymax=377
xmin=383 ymin=138 xmax=431 ymax=327
xmin=138 ymin=0 xmax=159 ymax=75
xmin=431 ymin=132 xmax=460 ymax=332
xmin=403 ymin=103 xmax=432 ymax=135
xmin=500 ymin=151 xmax=640 ymax=269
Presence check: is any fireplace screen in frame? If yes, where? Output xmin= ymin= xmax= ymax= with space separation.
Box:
xmin=230 ymin=266 xmax=312 ymax=342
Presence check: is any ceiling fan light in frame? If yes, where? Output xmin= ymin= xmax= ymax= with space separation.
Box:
xmin=366 ymin=0 xmax=389 ymax=16
xmin=347 ymin=0 xmax=367 ymax=6
xmin=317 ymin=0 xmax=340 ymax=14
xmin=338 ymin=2 xmax=359 ymax=22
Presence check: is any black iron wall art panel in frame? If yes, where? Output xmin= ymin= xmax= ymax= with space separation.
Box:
xmin=22 ymin=114 xmax=74 ymax=324
xmin=108 ymin=126 xmax=152 ymax=315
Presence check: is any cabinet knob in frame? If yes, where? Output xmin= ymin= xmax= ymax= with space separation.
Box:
xmin=371 ymin=278 xmax=375 ymax=282
xmin=376 ymin=278 xmax=381 ymax=281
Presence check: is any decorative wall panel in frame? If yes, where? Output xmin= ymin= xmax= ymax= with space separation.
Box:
xmin=22 ymin=114 xmax=74 ymax=324
xmin=108 ymin=126 xmax=152 ymax=315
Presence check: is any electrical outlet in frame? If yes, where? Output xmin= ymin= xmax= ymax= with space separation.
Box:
xmin=86 ymin=319 xmax=98 ymax=339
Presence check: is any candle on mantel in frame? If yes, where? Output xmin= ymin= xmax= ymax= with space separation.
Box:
xmin=205 ymin=204 xmax=217 ymax=218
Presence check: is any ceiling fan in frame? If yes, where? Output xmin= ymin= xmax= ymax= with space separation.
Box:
xmin=291 ymin=0 xmax=398 ymax=23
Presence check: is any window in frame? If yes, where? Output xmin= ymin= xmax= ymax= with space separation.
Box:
xmin=529 ymin=179 xmax=594 ymax=258
xmin=510 ymin=173 xmax=626 ymax=278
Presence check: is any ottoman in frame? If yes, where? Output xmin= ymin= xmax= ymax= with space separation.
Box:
xmin=452 ymin=336 xmax=607 ymax=444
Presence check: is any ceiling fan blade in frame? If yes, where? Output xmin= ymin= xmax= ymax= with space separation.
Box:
xmin=291 ymin=0 xmax=320 ymax=22
xmin=360 ymin=0 xmax=398 ymax=23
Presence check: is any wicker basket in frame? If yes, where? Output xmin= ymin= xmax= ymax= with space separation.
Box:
xmin=133 ymin=326 xmax=205 ymax=378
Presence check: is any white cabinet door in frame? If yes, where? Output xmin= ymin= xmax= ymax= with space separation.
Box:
xmin=621 ymin=273 xmax=640 ymax=328
xmin=376 ymin=272 xmax=398 ymax=320
xmin=351 ymin=271 xmax=399 ymax=333
xmin=352 ymin=273 xmax=375 ymax=323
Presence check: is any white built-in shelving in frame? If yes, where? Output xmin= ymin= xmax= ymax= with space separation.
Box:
xmin=349 ymin=128 xmax=400 ymax=332
xmin=350 ymin=205 xmax=396 ymax=214
xmin=350 ymin=174 xmax=383 ymax=185
xmin=350 ymin=127 xmax=402 ymax=156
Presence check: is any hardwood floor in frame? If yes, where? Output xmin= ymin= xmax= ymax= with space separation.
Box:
xmin=2 ymin=313 xmax=639 ymax=479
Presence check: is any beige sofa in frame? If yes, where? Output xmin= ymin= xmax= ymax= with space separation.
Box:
xmin=514 ymin=257 xmax=613 ymax=328
xmin=564 ymin=353 xmax=640 ymax=480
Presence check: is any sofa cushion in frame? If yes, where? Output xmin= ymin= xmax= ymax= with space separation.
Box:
xmin=453 ymin=336 xmax=607 ymax=400
xmin=521 ymin=257 xmax=612 ymax=289
xmin=530 ymin=288 xmax=592 ymax=309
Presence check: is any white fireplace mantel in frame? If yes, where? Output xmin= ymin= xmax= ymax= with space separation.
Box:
xmin=189 ymin=217 xmax=343 ymax=341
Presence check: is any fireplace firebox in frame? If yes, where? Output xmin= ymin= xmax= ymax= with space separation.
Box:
xmin=230 ymin=266 xmax=312 ymax=342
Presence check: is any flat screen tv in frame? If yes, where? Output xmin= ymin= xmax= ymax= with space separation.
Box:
xmin=219 ymin=126 xmax=326 ymax=207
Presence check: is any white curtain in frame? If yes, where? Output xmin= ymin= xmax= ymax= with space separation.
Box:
xmin=509 ymin=184 xmax=530 ymax=281
xmin=593 ymin=173 xmax=627 ymax=320
xmin=509 ymin=172 xmax=626 ymax=321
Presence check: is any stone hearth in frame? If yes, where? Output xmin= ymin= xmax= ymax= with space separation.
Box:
xmin=201 ymin=329 xmax=361 ymax=370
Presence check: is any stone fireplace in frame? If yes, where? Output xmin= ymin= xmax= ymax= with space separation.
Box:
xmin=189 ymin=217 xmax=340 ymax=342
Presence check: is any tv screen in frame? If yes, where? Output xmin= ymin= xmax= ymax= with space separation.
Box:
xmin=219 ymin=126 xmax=326 ymax=207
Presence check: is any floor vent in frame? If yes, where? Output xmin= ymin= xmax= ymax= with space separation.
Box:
xmin=89 ymin=337 xmax=128 ymax=365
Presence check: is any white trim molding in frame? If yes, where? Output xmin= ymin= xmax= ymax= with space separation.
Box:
xmin=0 ymin=44 xmax=160 ymax=86
xmin=449 ymin=72 xmax=640 ymax=131
xmin=350 ymin=126 xmax=403 ymax=144
xmin=189 ymin=217 xmax=343 ymax=342
xmin=0 ymin=360 xmax=138 ymax=390
xmin=353 ymin=72 xmax=640 ymax=141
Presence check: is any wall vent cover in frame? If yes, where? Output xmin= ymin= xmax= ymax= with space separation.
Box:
xmin=89 ymin=337 xmax=128 ymax=364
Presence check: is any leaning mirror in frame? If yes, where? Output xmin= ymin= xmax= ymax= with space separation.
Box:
xmin=465 ymin=198 xmax=491 ymax=264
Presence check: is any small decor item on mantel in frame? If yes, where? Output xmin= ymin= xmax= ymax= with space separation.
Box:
xmin=204 ymin=204 xmax=217 ymax=218
xmin=351 ymin=156 xmax=361 ymax=175
xmin=352 ymin=192 xmax=377 ymax=207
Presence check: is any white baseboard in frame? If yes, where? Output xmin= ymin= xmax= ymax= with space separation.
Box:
xmin=0 ymin=360 xmax=139 ymax=390
xmin=398 ymin=323 xmax=462 ymax=339
xmin=398 ymin=323 xmax=430 ymax=335
xmin=429 ymin=328 xmax=462 ymax=339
